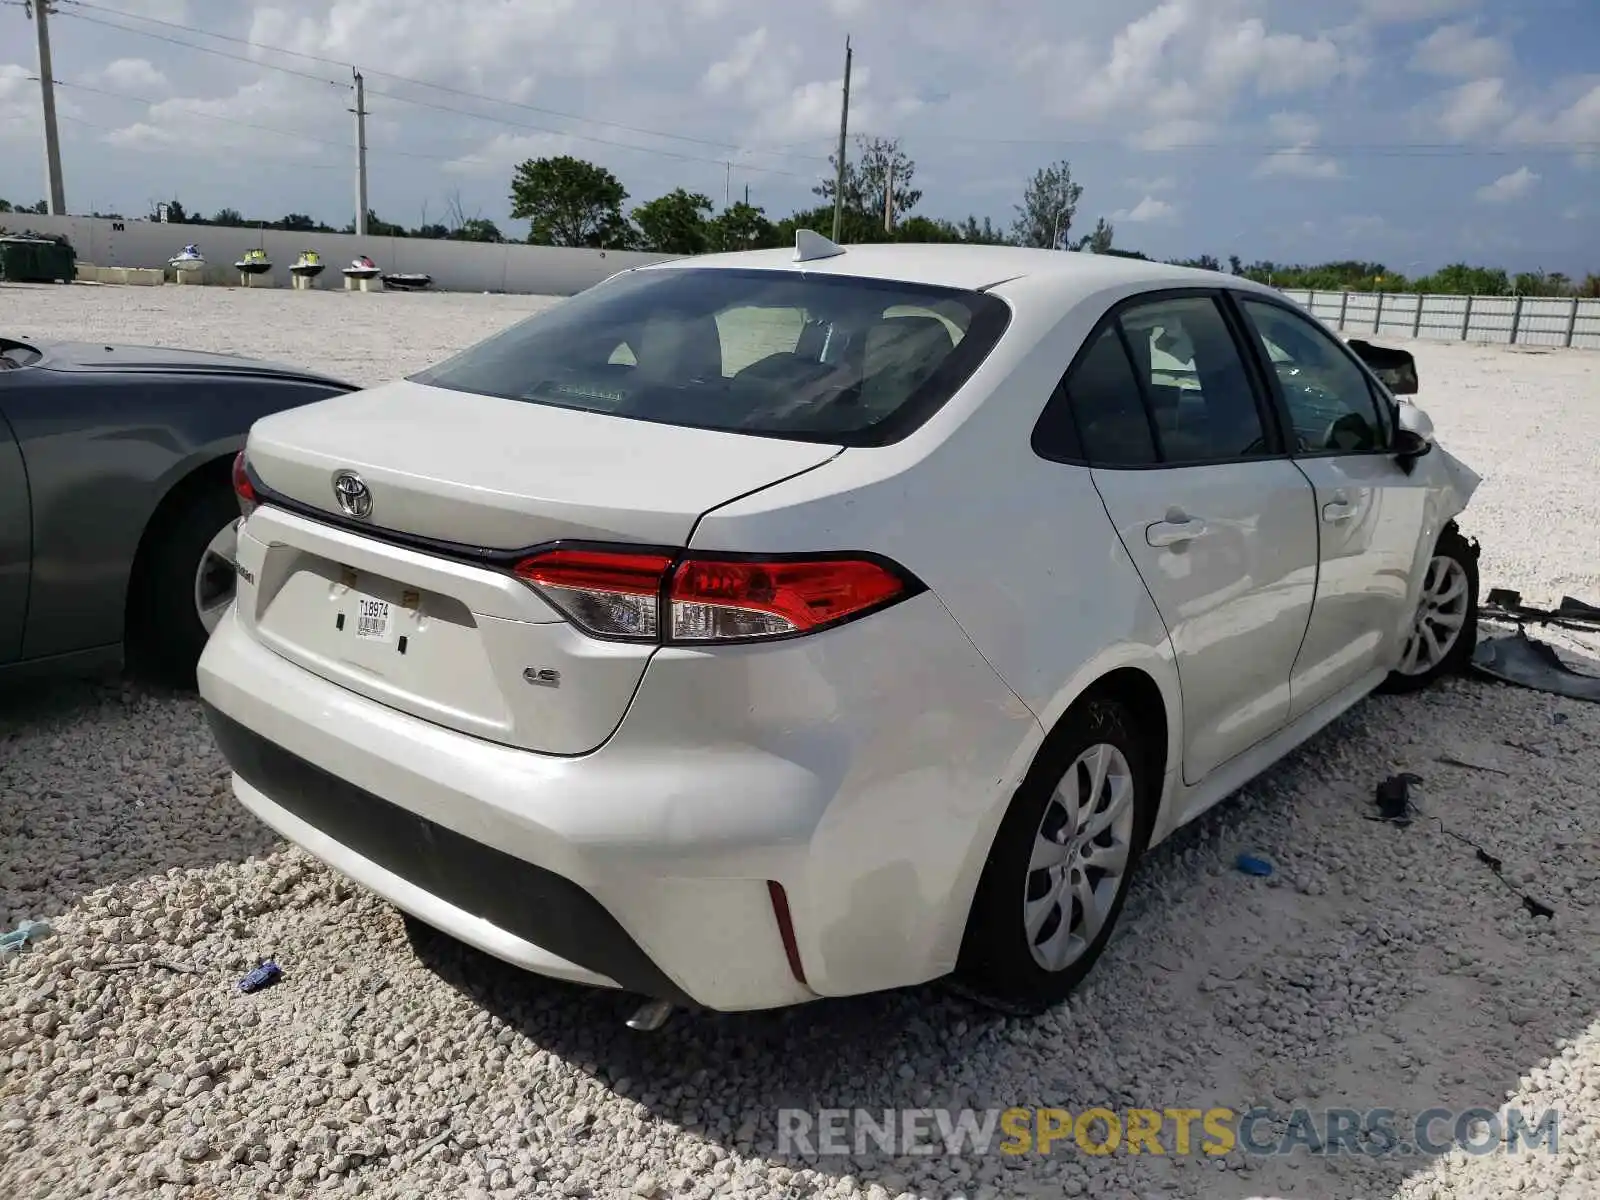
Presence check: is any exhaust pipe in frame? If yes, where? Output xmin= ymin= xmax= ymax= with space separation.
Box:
xmin=625 ymin=999 xmax=674 ymax=1031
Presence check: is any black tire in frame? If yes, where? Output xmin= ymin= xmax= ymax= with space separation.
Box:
xmin=955 ymin=696 xmax=1155 ymax=1014
xmin=1379 ymin=522 xmax=1479 ymax=694
xmin=126 ymin=481 xmax=240 ymax=688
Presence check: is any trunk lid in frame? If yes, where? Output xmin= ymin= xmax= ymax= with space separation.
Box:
xmin=39 ymin=340 xmax=352 ymax=389
xmin=246 ymin=378 xmax=840 ymax=549
xmin=237 ymin=378 xmax=841 ymax=754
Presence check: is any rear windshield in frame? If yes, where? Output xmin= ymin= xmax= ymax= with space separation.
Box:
xmin=411 ymin=266 xmax=1012 ymax=446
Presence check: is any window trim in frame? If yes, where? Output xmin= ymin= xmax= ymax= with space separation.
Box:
xmin=1225 ymin=290 xmax=1398 ymax=459
xmin=1031 ymin=286 xmax=1289 ymax=471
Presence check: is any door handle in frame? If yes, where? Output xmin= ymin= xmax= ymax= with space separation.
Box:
xmin=1146 ymin=517 xmax=1208 ymax=548
xmin=1322 ymin=500 xmax=1356 ymax=523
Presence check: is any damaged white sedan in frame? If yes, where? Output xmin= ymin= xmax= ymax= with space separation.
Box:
xmin=199 ymin=238 xmax=1480 ymax=1018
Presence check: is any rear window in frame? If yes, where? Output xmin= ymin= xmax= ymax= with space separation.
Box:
xmin=411 ymin=267 xmax=1012 ymax=446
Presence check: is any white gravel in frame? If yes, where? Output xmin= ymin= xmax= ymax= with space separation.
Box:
xmin=3 ymin=283 xmax=1599 ymax=1200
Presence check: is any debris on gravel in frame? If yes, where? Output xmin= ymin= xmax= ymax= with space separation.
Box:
xmin=3 ymin=288 xmax=1598 ymax=1200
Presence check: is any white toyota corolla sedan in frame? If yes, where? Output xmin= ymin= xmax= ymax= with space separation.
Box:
xmin=199 ymin=236 xmax=1481 ymax=1018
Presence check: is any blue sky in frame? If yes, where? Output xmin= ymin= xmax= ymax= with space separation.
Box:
xmin=2 ymin=0 xmax=1597 ymax=273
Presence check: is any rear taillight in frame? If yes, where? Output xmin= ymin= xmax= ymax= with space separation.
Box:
xmin=514 ymin=549 xmax=674 ymax=640
xmin=232 ymin=451 xmax=257 ymax=518
xmin=513 ymin=547 xmax=916 ymax=645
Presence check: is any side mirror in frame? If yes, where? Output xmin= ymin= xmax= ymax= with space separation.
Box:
xmin=1394 ymin=403 xmax=1434 ymax=469
xmin=1346 ymin=337 xmax=1418 ymax=395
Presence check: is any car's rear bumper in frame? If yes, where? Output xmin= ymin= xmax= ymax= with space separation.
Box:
xmin=203 ymin=702 xmax=695 ymax=1003
xmin=198 ymin=587 xmax=1041 ymax=1011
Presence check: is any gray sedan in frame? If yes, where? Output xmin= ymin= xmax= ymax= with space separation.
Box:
xmin=0 ymin=335 xmax=355 ymax=685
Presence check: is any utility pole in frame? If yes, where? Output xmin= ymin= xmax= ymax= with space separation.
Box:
xmin=743 ymin=183 xmax=749 ymax=207
xmin=883 ymin=164 xmax=894 ymax=232
xmin=26 ymin=0 xmax=67 ymax=215
xmin=351 ymin=68 xmax=368 ymax=237
xmin=831 ymin=36 xmax=852 ymax=243
xmin=724 ymin=161 xmax=731 ymax=207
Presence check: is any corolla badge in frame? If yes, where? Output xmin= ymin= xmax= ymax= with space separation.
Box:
xmin=332 ymin=470 xmax=373 ymax=519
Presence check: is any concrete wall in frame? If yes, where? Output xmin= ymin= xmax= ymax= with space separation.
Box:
xmin=0 ymin=214 xmax=678 ymax=296
xmin=1283 ymin=289 xmax=1600 ymax=351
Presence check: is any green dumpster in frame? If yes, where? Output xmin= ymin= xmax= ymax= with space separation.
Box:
xmin=0 ymin=236 xmax=76 ymax=283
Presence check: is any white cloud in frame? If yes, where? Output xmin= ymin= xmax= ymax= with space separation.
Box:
xmin=102 ymin=75 xmax=335 ymax=159
xmin=702 ymin=28 xmax=768 ymax=95
xmin=443 ymin=132 xmax=578 ymax=176
xmin=1254 ymin=111 xmax=1341 ymax=179
xmin=1032 ymin=1 xmax=1357 ymax=151
xmin=0 ymin=63 xmax=35 ymax=142
xmin=1267 ymin=110 xmax=1321 ymax=144
xmin=98 ymin=58 xmax=172 ymax=94
xmin=1475 ymin=165 xmax=1539 ymax=203
xmin=1409 ymin=21 xmax=1512 ymax=78
xmin=1433 ymin=76 xmax=1514 ymax=139
xmin=1115 ymin=195 xmax=1178 ymax=222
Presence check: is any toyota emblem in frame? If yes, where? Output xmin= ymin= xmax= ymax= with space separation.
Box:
xmin=332 ymin=470 xmax=373 ymax=519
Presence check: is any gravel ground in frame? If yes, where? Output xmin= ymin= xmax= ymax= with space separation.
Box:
xmin=3 ymin=283 xmax=1599 ymax=1200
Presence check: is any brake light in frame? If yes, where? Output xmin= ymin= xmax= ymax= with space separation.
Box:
xmin=511 ymin=548 xmax=915 ymax=644
xmin=232 ymin=451 xmax=257 ymax=518
xmin=514 ymin=549 xmax=674 ymax=640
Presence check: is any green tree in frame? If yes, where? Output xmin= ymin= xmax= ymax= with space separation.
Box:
xmin=955 ymin=215 xmax=1012 ymax=245
xmin=709 ymin=201 xmax=779 ymax=251
xmin=510 ymin=155 xmax=631 ymax=248
xmin=1414 ymin=263 xmax=1509 ymax=295
xmin=1013 ymin=161 xmax=1083 ymax=249
xmin=1169 ymin=253 xmax=1221 ymax=271
xmin=211 ymin=208 xmax=244 ymax=226
xmin=413 ymin=223 xmax=452 ymax=240
xmin=892 ymin=215 xmax=963 ymax=243
xmin=341 ymin=211 xmax=407 ymax=237
xmin=152 ymin=197 xmax=189 ymax=223
xmin=632 ymin=188 xmax=714 ymax=254
xmin=776 ymin=203 xmax=893 ymax=246
xmin=1078 ymin=217 xmax=1115 ymax=254
xmin=451 ymin=218 xmax=504 ymax=243
xmin=0 ymin=200 xmax=13 ymax=213
xmin=814 ymin=136 xmax=923 ymax=224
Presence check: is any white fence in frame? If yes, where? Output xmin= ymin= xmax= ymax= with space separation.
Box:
xmin=0 ymin=214 xmax=676 ymax=296
xmin=1281 ymin=289 xmax=1600 ymax=350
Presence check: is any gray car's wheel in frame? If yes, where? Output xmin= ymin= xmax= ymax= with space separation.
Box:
xmin=1380 ymin=522 xmax=1479 ymax=694
xmin=957 ymin=695 xmax=1154 ymax=1013
xmin=127 ymin=481 xmax=241 ymax=687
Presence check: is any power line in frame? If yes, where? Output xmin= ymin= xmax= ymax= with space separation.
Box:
xmin=361 ymin=86 xmax=806 ymax=178
xmin=53 ymin=0 xmax=825 ymax=161
xmin=49 ymin=79 xmax=490 ymax=168
xmin=55 ymin=9 xmax=351 ymax=88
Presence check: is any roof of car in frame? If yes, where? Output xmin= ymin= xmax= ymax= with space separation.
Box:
xmin=636 ymin=239 xmax=1269 ymax=299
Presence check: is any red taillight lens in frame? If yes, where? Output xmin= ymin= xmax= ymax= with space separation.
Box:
xmin=514 ymin=548 xmax=673 ymax=640
xmin=512 ymin=547 xmax=913 ymax=644
xmin=669 ymin=557 xmax=907 ymax=641
xmin=232 ymin=451 xmax=257 ymax=517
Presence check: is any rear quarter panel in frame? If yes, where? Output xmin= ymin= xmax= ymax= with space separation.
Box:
xmin=686 ymin=278 xmax=1184 ymax=976
xmin=3 ymin=369 xmax=352 ymax=661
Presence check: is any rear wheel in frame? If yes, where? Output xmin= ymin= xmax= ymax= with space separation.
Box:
xmin=956 ymin=697 xmax=1154 ymax=1013
xmin=1381 ymin=523 xmax=1478 ymax=694
xmin=127 ymin=481 xmax=240 ymax=687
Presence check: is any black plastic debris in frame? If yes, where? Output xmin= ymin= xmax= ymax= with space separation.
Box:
xmin=1473 ymin=591 xmax=1600 ymax=703
xmin=1371 ymin=773 xmax=1422 ymax=825
xmin=238 ymin=961 xmax=283 ymax=993
xmin=1367 ymin=773 xmax=1554 ymax=920
xmin=1473 ymin=634 xmax=1600 ymax=704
